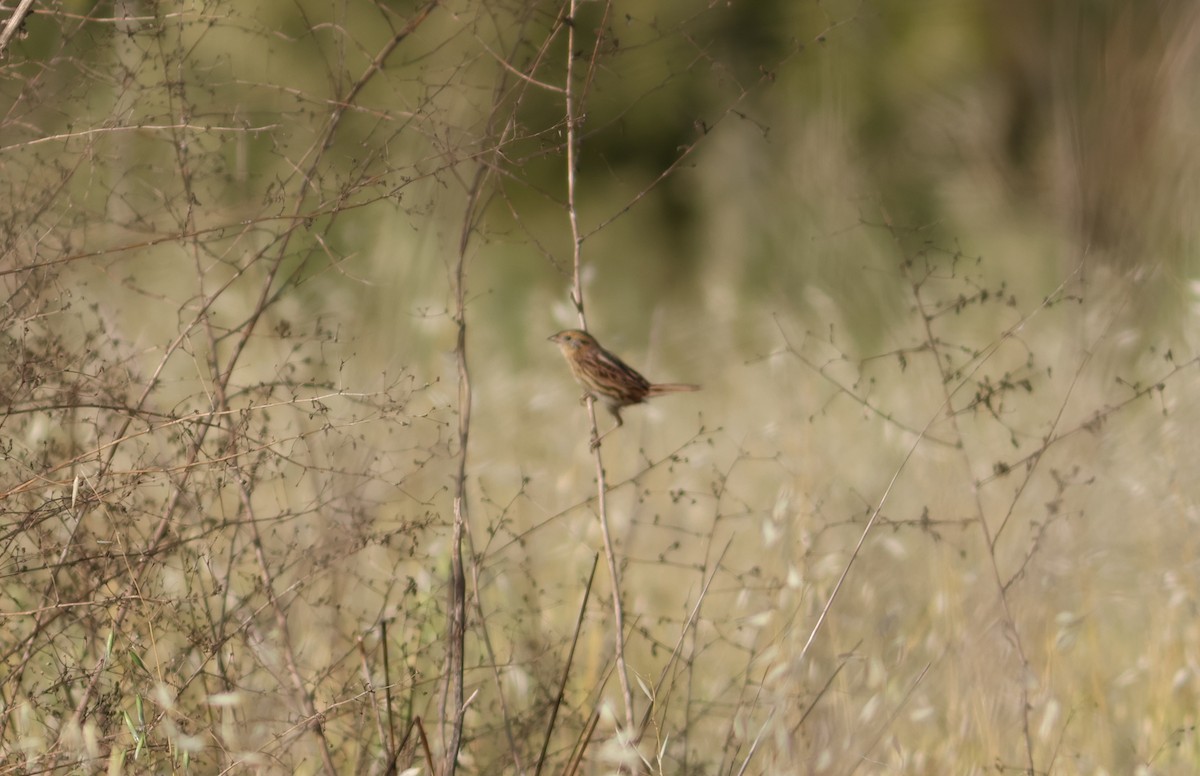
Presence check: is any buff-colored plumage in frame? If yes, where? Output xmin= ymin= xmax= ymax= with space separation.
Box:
xmin=549 ymin=329 xmax=699 ymax=446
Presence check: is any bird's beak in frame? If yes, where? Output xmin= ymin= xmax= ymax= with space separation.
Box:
xmin=547 ymin=333 xmax=558 ymax=342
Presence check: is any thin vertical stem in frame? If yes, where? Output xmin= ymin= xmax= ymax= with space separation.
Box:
xmin=562 ymin=0 xmax=634 ymax=733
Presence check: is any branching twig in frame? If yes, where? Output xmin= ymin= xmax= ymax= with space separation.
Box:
xmin=0 ymin=0 xmax=34 ymax=58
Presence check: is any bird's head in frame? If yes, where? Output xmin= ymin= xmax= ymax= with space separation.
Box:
xmin=548 ymin=329 xmax=596 ymax=352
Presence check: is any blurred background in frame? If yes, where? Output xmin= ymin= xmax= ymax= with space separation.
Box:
xmin=3 ymin=0 xmax=1200 ymax=773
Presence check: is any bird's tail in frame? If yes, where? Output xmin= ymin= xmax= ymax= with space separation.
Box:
xmin=646 ymin=383 xmax=700 ymax=396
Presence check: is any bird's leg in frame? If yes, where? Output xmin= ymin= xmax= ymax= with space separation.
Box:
xmin=589 ymin=407 xmax=623 ymax=450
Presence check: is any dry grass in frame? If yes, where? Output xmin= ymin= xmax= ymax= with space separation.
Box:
xmin=3 ymin=1 xmax=1200 ymax=774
